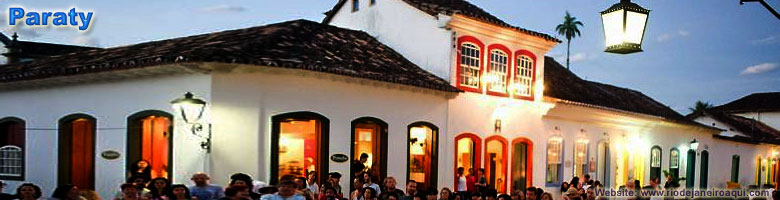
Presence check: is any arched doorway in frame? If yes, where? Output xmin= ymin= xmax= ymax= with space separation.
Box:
xmin=271 ymin=111 xmax=330 ymax=185
xmin=58 ymin=114 xmax=97 ymax=190
xmin=699 ymin=150 xmax=709 ymax=188
xmin=350 ymin=117 xmax=388 ymax=190
xmin=454 ymin=133 xmax=481 ymax=189
xmin=407 ymin=122 xmax=439 ymax=189
xmin=484 ymin=135 xmax=507 ymax=193
xmin=127 ymin=110 xmax=173 ymax=180
xmin=511 ymin=137 xmax=532 ymax=192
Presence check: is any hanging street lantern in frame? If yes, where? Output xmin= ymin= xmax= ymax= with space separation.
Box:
xmin=690 ymin=139 xmax=699 ymax=151
xmin=600 ymin=0 xmax=650 ymax=54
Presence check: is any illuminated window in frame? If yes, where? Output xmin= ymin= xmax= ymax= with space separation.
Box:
xmin=731 ymin=155 xmax=740 ymax=182
xmin=351 ymin=117 xmax=387 ymax=187
xmin=455 ymin=133 xmax=481 ymax=183
xmin=127 ymin=111 xmax=173 ymax=179
xmin=352 ymin=0 xmax=359 ymax=12
xmin=485 ymin=136 xmax=507 ymax=193
xmin=271 ymin=112 xmax=329 ymax=185
xmin=487 ymin=49 xmax=508 ymax=94
xmin=408 ymin=122 xmax=438 ymax=189
xmin=546 ymin=136 xmax=563 ymax=185
xmin=511 ymin=138 xmax=532 ymax=192
xmin=514 ymin=55 xmax=534 ymax=97
xmin=0 ymin=117 xmax=24 ymax=180
xmin=650 ymin=146 xmax=662 ymax=181
xmin=669 ymin=148 xmax=680 ymax=178
xmin=460 ymin=43 xmax=481 ymax=90
xmin=58 ymin=114 xmax=96 ymax=190
xmin=573 ymin=139 xmax=588 ymax=178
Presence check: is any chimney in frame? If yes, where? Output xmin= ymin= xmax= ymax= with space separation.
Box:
xmin=3 ymin=33 xmax=22 ymax=64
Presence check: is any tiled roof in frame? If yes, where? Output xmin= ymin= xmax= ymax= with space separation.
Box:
xmin=704 ymin=110 xmax=780 ymax=145
xmin=712 ymin=92 xmax=780 ymax=113
xmin=322 ymin=0 xmax=561 ymax=43
xmin=0 ymin=32 xmax=100 ymax=60
xmin=0 ymin=19 xmax=460 ymax=93
xmin=543 ymin=56 xmax=715 ymax=130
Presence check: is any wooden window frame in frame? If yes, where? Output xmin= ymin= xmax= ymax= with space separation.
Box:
xmin=352 ymin=0 xmax=359 ymax=12
xmin=0 ymin=117 xmax=25 ymax=181
xmin=545 ymin=137 xmax=563 ymax=187
xmin=669 ymin=148 xmax=680 ymax=179
xmin=456 ymin=36 xmax=485 ymax=93
xmin=649 ymin=146 xmax=662 ymax=181
xmin=486 ymin=44 xmax=511 ymax=97
xmin=513 ymin=50 xmax=536 ymax=100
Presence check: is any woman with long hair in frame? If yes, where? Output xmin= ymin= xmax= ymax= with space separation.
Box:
xmin=146 ymin=177 xmax=171 ymax=200
xmin=15 ymin=183 xmax=43 ymax=200
xmin=361 ymin=187 xmax=377 ymax=200
xmin=165 ymin=185 xmax=194 ymax=200
xmin=129 ymin=160 xmax=152 ymax=181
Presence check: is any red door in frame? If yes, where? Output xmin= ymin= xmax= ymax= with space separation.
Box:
xmin=71 ymin=119 xmax=94 ymax=190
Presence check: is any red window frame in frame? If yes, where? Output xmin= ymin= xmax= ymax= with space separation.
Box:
xmin=456 ymin=36 xmax=485 ymax=93
xmin=484 ymin=135 xmax=508 ymax=193
xmin=486 ymin=44 xmax=512 ymax=97
xmin=510 ymin=137 xmax=534 ymax=192
xmin=513 ymin=50 xmax=537 ymax=101
xmin=454 ymin=133 xmax=482 ymax=189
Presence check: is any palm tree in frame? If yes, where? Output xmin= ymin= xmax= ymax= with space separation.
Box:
xmin=555 ymin=11 xmax=584 ymax=70
xmin=689 ymin=101 xmax=714 ymax=116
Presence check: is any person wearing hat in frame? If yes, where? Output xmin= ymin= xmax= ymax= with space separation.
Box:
xmin=563 ymin=187 xmax=579 ymax=200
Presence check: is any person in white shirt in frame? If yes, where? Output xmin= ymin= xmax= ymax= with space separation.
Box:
xmin=307 ymin=172 xmax=320 ymax=196
xmin=456 ymin=167 xmax=467 ymax=197
xmin=361 ymin=172 xmax=381 ymax=197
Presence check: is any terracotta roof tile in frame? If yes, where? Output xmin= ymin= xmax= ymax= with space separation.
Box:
xmin=712 ymin=92 xmax=780 ymax=113
xmin=543 ymin=56 xmax=714 ymax=130
xmin=0 ymin=19 xmax=460 ymax=93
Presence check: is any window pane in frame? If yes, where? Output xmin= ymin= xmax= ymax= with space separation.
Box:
xmin=573 ymin=140 xmax=587 ymax=178
xmin=488 ymin=50 xmax=508 ymax=93
xmin=513 ymin=56 xmax=533 ymax=97
xmin=459 ymin=43 xmax=481 ymax=89
xmin=279 ymin=119 xmax=319 ymax=178
xmin=546 ymin=137 xmax=562 ymax=184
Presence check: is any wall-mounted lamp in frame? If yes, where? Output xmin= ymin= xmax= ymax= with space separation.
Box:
xmin=171 ymin=92 xmax=212 ymax=153
xmin=689 ymin=139 xmax=699 ymax=151
xmin=494 ymin=119 xmax=502 ymax=134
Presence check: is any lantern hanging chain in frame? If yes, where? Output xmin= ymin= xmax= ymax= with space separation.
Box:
xmin=740 ymin=0 xmax=780 ymax=20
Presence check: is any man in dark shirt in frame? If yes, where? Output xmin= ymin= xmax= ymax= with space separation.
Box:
xmin=400 ymin=180 xmax=417 ymax=200
xmin=351 ymin=153 xmax=369 ymax=177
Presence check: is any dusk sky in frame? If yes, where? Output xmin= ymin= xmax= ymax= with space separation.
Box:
xmin=2 ymin=0 xmax=778 ymax=113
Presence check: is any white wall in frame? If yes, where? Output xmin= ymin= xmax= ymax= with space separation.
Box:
xmin=0 ymin=73 xmax=211 ymax=198
xmin=209 ymin=69 xmax=450 ymax=194
xmin=327 ymin=0 xmax=453 ymax=80
xmin=734 ymin=112 xmax=780 ymax=130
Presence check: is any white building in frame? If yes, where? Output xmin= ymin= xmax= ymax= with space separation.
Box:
xmin=0 ymin=0 xmax=776 ymax=199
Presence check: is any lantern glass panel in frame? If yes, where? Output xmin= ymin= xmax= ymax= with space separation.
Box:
xmin=625 ymin=11 xmax=648 ymax=44
xmin=176 ymin=102 xmax=205 ymax=123
xmin=602 ymin=10 xmax=625 ymax=47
